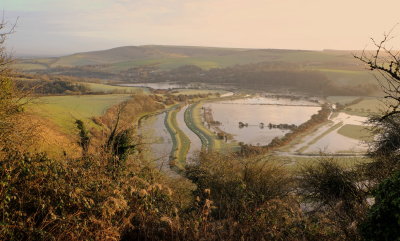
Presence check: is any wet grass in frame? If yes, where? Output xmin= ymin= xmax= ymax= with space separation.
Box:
xmin=337 ymin=124 xmax=373 ymax=141
xmin=343 ymin=98 xmax=385 ymax=117
xmin=28 ymin=94 xmax=131 ymax=133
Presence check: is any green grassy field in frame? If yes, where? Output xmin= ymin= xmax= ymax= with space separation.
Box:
xmin=337 ymin=124 xmax=373 ymax=141
xmin=29 ymin=94 xmax=131 ymax=132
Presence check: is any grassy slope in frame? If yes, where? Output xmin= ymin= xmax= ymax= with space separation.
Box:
xmin=29 ymin=94 xmax=131 ymax=133
xmin=17 ymin=47 xmax=361 ymax=72
xmin=104 ymin=50 xmax=361 ymax=72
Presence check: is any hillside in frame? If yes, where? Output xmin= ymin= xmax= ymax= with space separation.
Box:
xmin=15 ymin=45 xmax=361 ymax=72
xmin=13 ymin=45 xmax=379 ymax=96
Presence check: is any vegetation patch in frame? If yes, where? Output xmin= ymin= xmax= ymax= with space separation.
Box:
xmin=337 ymin=124 xmax=373 ymax=141
xmin=344 ymin=98 xmax=385 ymax=117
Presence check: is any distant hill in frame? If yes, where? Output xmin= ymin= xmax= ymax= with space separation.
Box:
xmin=14 ymin=45 xmax=361 ymax=72
xmin=13 ymin=45 xmax=379 ymax=95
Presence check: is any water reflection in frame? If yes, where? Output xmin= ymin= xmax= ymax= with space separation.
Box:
xmin=203 ymin=97 xmax=321 ymax=145
xmin=139 ymin=113 xmax=177 ymax=176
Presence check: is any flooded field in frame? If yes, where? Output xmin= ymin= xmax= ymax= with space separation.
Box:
xmin=139 ymin=113 xmax=176 ymax=176
xmin=203 ymin=97 xmax=321 ymax=145
xmin=288 ymin=112 xmax=370 ymax=154
xmin=299 ymin=112 xmax=369 ymax=154
xmin=138 ymin=94 xmax=372 ymax=165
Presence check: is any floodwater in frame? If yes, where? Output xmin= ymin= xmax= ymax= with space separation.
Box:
xmin=300 ymin=112 xmax=369 ymax=154
xmin=203 ymin=97 xmax=321 ymax=145
xmin=305 ymin=130 xmax=367 ymax=153
xmin=139 ymin=113 xmax=176 ymax=176
xmin=176 ymin=105 xmax=202 ymax=162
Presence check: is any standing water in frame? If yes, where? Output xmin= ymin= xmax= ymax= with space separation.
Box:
xmin=139 ymin=113 xmax=177 ymax=176
xmin=203 ymin=97 xmax=321 ymax=145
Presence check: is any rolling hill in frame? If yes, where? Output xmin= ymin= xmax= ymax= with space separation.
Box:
xmin=15 ymin=45 xmax=362 ymax=72
xmin=13 ymin=45 xmax=379 ymax=95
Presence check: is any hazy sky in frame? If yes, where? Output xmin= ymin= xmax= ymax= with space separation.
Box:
xmin=2 ymin=0 xmax=400 ymax=56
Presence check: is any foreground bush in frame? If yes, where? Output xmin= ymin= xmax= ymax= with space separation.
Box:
xmin=360 ymin=170 xmax=400 ymax=241
xmin=0 ymin=150 xmax=180 ymax=240
xmin=299 ymin=159 xmax=368 ymax=241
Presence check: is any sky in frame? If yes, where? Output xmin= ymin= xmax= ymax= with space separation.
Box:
xmin=2 ymin=0 xmax=400 ymax=56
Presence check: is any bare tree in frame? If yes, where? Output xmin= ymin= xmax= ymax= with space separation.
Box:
xmin=0 ymin=18 xmax=23 ymax=151
xmin=355 ymin=28 xmax=400 ymax=180
xmin=354 ymin=26 xmax=400 ymax=120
